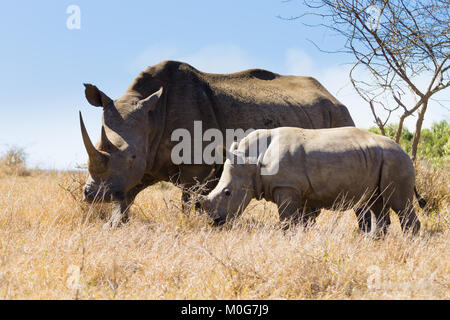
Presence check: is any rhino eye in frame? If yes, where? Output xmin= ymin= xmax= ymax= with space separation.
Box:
xmin=224 ymin=189 xmax=231 ymax=197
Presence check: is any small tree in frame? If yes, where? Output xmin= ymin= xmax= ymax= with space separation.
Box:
xmin=0 ymin=146 xmax=30 ymax=176
xmin=295 ymin=0 xmax=449 ymax=161
xmin=369 ymin=120 xmax=449 ymax=165
xmin=419 ymin=120 xmax=450 ymax=162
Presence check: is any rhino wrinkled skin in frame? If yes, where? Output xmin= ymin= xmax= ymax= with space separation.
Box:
xmin=79 ymin=60 xmax=355 ymax=228
xmin=200 ymin=127 xmax=422 ymax=235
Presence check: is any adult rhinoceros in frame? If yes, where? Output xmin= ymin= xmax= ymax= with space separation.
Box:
xmin=80 ymin=60 xmax=355 ymax=227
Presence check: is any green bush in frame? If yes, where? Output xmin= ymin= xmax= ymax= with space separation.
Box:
xmin=369 ymin=120 xmax=449 ymax=166
xmin=419 ymin=120 xmax=449 ymax=165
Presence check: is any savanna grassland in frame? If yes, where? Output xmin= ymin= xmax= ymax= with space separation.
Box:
xmin=0 ymin=151 xmax=448 ymax=300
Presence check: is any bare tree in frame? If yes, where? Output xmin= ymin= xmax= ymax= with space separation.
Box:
xmin=290 ymin=0 xmax=449 ymax=161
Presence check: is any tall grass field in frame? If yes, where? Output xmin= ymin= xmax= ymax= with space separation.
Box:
xmin=0 ymin=149 xmax=448 ymax=299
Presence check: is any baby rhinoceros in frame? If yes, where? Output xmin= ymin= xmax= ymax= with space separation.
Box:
xmin=200 ymin=127 xmax=425 ymax=235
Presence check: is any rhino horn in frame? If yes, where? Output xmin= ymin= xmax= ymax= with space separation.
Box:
xmin=100 ymin=126 xmax=119 ymax=152
xmin=79 ymin=112 xmax=109 ymax=172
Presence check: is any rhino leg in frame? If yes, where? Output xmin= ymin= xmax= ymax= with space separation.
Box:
xmin=273 ymin=188 xmax=303 ymax=230
xmin=355 ymin=197 xmax=392 ymax=235
xmin=379 ymin=158 xmax=420 ymax=234
xmin=389 ymin=194 xmax=420 ymax=235
xmin=398 ymin=208 xmax=420 ymax=235
xmin=103 ymin=200 xmax=131 ymax=229
xmin=102 ymin=182 xmax=149 ymax=229
xmin=354 ymin=207 xmax=372 ymax=233
xmin=302 ymin=207 xmax=321 ymax=227
xmin=371 ymin=198 xmax=391 ymax=236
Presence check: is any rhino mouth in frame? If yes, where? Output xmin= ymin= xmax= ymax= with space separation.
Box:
xmin=83 ymin=186 xmax=125 ymax=203
xmin=212 ymin=216 xmax=226 ymax=226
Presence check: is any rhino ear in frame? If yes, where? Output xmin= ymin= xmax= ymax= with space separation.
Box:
xmin=229 ymin=141 xmax=239 ymax=152
xmin=220 ymin=142 xmax=244 ymax=165
xmin=256 ymin=152 xmax=265 ymax=168
xmin=84 ymin=83 xmax=112 ymax=107
xmin=138 ymin=87 xmax=163 ymax=112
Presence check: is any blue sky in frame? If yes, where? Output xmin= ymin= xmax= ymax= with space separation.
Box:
xmin=0 ymin=1 xmax=448 ymax=169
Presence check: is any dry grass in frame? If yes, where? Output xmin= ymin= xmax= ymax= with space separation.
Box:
xmin=0 ymin=166 xmax=448 ymax=300
xmin=415 ymin=159 xmax=449 ymax=214
xmin=0 ymin=147 xmax=30 ymax=177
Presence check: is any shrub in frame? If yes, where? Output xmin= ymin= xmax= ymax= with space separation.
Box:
xmin=415 ymin=160 xmax=449 ymax=214
xmin=0 ymin=147 xmax=30 ymax=177
xmin=369 ymin=120 xmax=449 ymax=167
xmin=418 ymin=120 xmax=449 ymax=166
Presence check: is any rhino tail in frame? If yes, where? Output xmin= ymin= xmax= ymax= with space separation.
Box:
xmin=414 ymin=186 xmax=427 ymax=209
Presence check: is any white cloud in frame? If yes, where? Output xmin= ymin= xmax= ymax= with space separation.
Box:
xmin=128 ymin=43 xmax=262 ymax=75
xmin=285 ymin=48 xmax=316 ymax=77
xmin=127 ymin=44 xmax=178 ymax=74
xmin=285 ymin=48 xmax=449 ymax=129
xmin=286 ymin=49 xmax=375 ymax=127
xmin=183 ymin=44 xmax=258 ymax=74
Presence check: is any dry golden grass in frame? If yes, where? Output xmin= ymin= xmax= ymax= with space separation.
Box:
xmin=0 ymin=147 xmax=30 ymax=178
xmin=0 ymin=166 xmax=448 ymax=300
xmin=415 ymin=160 xmax=450 ymax=214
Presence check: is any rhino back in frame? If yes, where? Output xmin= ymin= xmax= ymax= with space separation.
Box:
xmin=264 ymin=127 xmax=406 ymax=207
xmin=129 ymin=60 xmax=354 ymax=132
xmin=205 ymin=68 xmax=354 ymax=130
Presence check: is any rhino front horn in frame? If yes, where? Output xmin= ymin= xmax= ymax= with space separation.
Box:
xmin=79 ymin=111 xmax=109 ymax=172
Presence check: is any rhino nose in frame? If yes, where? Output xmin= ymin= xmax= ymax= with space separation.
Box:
xmin=213 ymin=217 xmax=226 ymax=226
xmin=82 ymin=186 xmax=95 ymax=202
xmin=197 ymin=195 xmax=207 ymax=208
xmin=112 ymin=191 xmax=125 ymax=202
xmin=83 ymin=184 xmax=110 ymax=202
xmin=199 ymin=195 xmax=215 ymax=211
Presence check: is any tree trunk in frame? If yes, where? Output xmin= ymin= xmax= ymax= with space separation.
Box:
xmin=378 ymin=124 xmax=386 ymax=136
xmin=411 ymin=101 xmax=428 ymax=162
xmin=395 ymin=115 xmax=406 ymax=143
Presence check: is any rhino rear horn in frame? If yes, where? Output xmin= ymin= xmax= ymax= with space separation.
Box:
xmin=216 ymin=143 xmax=243 ymax=165
xmin=100 ymin=126 xmax=119 ymax=153
xmin=138 ymin=87 xmax=163 ymax=112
